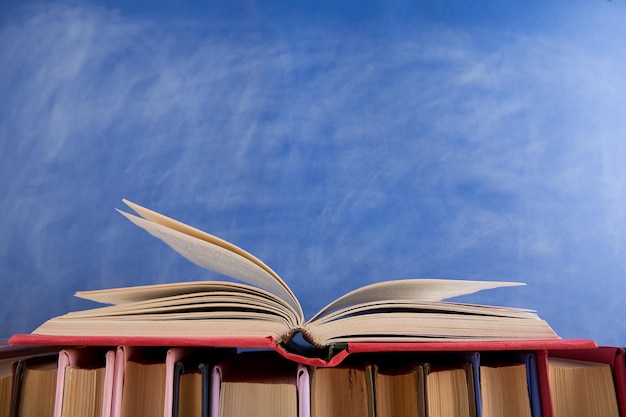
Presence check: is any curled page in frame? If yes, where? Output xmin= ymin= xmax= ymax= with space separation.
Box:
xmin=310 ymin=279 xmax=524 ymax=321
xmin=117 ymin=205 xmax=302 ymax=319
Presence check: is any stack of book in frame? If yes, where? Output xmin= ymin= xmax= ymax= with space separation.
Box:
xmin=2 ymin=340 xmax=625 ymax=417
xmin=3 ymin=201 xmax=624 ymax=416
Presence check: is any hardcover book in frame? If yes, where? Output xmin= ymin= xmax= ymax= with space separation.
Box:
xmin=15 ymin=200 xmax=559 ymax=351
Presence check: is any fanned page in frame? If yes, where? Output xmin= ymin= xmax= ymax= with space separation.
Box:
xmin=75 ymin=281 xmax=291 ymax=308
xmin=310 ymin=279 xmax=525 ymax=321
xmin=70 ymin=281 xmax=300 ymax=330
xmin=301 ymin=279 xmax=559 ymax=347
xmin=118 ymin=200 xmax=302 ymax=320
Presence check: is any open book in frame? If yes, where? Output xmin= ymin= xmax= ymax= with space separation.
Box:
xmin=31 ymin=200 xmax=559 ymax=349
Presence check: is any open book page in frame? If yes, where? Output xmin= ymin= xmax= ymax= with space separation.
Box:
xmin=75 ymin=281 xmax=293 ymax=309
xmin=303 ymin=300 xmax=555 ymax=345
xmin=305 ymin=312 xmax=558 ymax=346
xmin=301 ymin=280 xmax=558 ymax=347
xmin=310 ymin=300 xmax=539 ymax=326
xmin=117 ymin=205 xmax=302 ymax=319
xmin=310 ymin=279 xmax=525 ymax=321
xmin=33 ymin=315 xmax=293 ymax=340
xmin=71 ymin=282 xmax=300 ymax=328
xmin=122 ymin=200 xmax=281 ymax=282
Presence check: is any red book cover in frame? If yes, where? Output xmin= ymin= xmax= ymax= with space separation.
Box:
xmin=547 ymin=346 xmax=625 ymax=416
xmin=536 ymin=350 xmax=554 ymax=417
xmin=9 ymin=333 xmax=597 ymax=367
xmin=537 ymin=346 xmax=625 ymax=417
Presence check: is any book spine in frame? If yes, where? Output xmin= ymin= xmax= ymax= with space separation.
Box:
xmin=4 ymin=340 xmax=620 ymax=417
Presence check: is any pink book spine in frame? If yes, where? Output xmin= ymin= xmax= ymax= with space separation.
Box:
xmin=297 ymin=364 xmax=310 ymax=417
xmin=163 ymin=348 xmax=197 ymax=417
xmin=101 ymin=350 xmax=116 ymax=417
xmin=53 ymin=350 xmax=73 ymax=417
xmin=209 ymin=365 xmax=223 ymax=417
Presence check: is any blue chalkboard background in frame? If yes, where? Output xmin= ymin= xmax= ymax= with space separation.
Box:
xmin=1 ymin=0 xmax=625 ymax=345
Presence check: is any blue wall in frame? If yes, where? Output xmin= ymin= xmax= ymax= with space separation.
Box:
xmin=2 ymin=0 xmax=626 ymax=345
